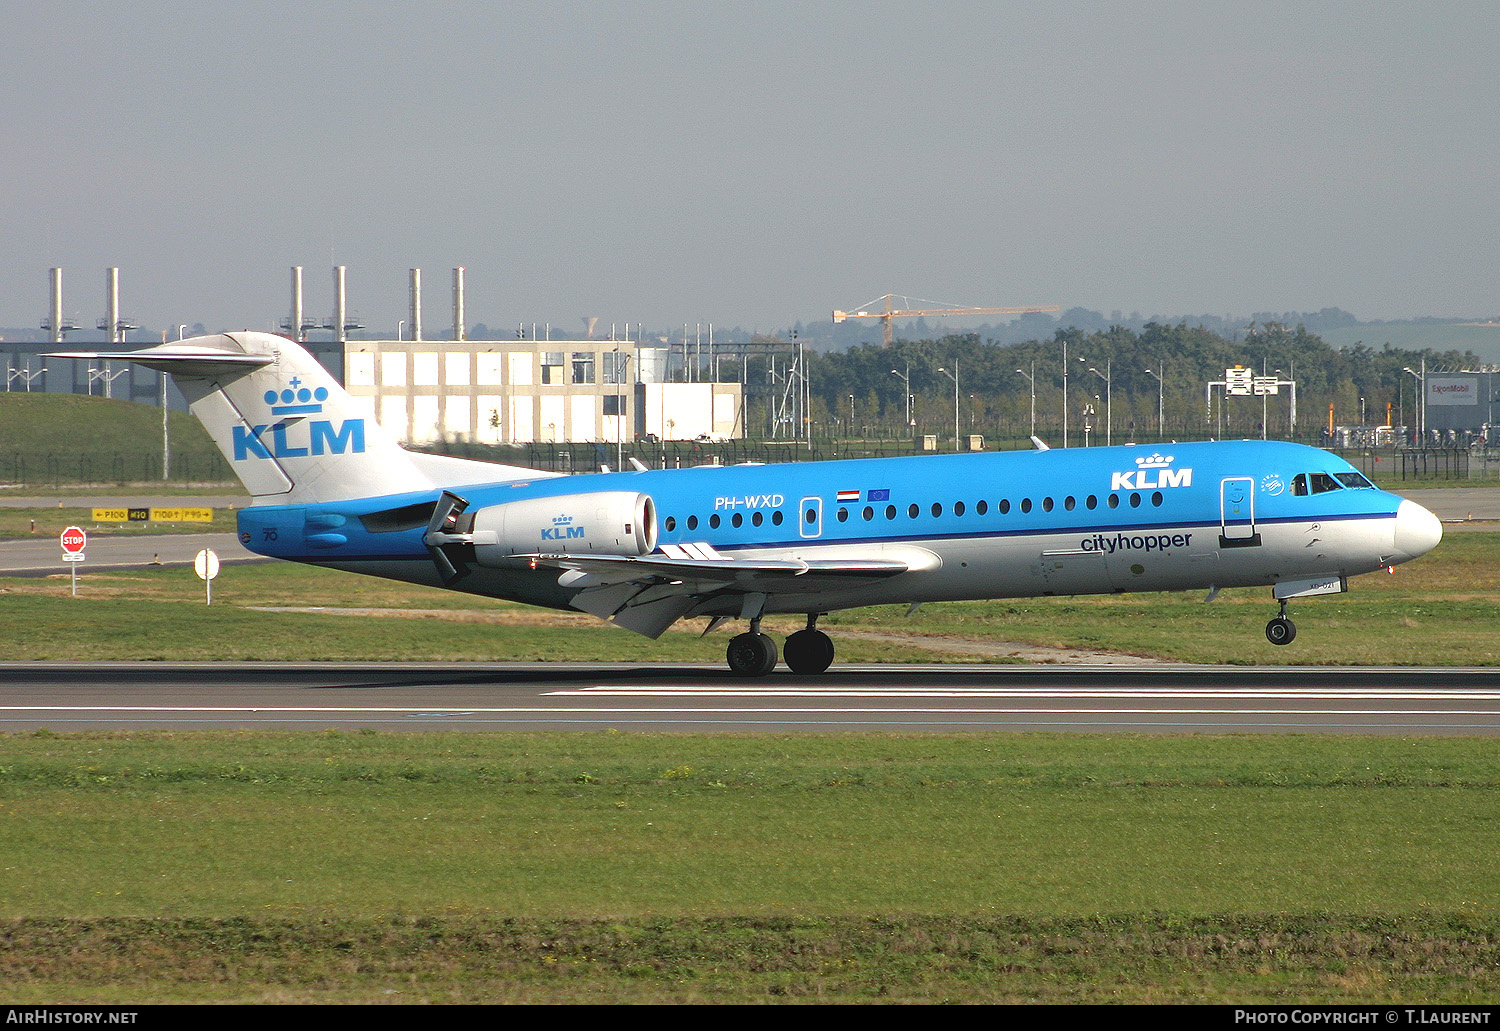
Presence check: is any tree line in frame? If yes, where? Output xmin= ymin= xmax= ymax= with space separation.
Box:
xmin=743 ymin=321 xmax=1483 ymax=447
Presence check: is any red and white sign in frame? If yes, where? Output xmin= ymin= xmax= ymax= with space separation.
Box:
xmin=60 ymin=526 xmax=88 ymax=554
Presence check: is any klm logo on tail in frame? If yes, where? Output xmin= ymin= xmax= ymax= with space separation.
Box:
xmin=233 ymin=420 xmax=366 ymax=461
xmin=233 ymin=376 xmax=366 ymax=461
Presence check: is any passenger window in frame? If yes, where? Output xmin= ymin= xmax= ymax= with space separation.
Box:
xmin=886 ymin=505 xmax=897 ymax=520
xmin=1064 ymin=496 xmax=1076 ymax=511
xmin=665 ymin=516 xmax=677 ymax=532
xmin=772 ymin=511 xmax=784 ymax=526
xmin=1020 ymin=498 xmax=1032 ymax=513
xmin=976 ymin=500 xmax=988 ymax=515
xmin=1108 ymin=495 xmax=1120 ymax=509
xmin=862 ymin=506 xmax=874 ymax=521
xmin=908 ymin=503 xmax=920 ymax=518
xmin=687 ymin=515 xmax=698 ymax=530
xmin=836 ymin=508 xmax=849 ymax=522
xmin=954 ymin=501 xmax=966 ymax=516
xmin=932 ymin=503 xmax=943 ymax=517
xmin=1086 ymin=495 xmax=1098 ymax=510
xmin=732 ymin=513 xmax=743 ymax=527
xmin=709 ymin=514 xmax=721 ymax=529
xmin=999 ymin=499 xmax=1010 ymax=514
xmin=752 ymin=511 xmax=763 ymax=526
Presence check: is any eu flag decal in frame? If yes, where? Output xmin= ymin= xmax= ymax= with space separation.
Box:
xmin=867 ymin=488 xmax=890 ymax=502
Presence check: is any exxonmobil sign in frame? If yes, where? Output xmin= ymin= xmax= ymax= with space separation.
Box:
xmin=1426 ymin=376 xmax=1478 ymax=406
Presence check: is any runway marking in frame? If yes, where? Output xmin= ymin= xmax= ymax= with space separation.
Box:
xmin=0 ymin=705 xmax=1496 ymax=717
xmin=551 ymin=686 xmax=1500 ymax=700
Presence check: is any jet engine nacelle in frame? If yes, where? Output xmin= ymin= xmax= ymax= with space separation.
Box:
xmin=470 ymin=491 xmax=657 ymax=563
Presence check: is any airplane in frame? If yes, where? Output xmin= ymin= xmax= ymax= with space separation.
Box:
xmin=49 ymin=332 xmax=1442 ymax=675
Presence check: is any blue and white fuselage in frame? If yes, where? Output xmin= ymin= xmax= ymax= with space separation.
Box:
xmin=50 ymin=332 xmax=1442 ymax=675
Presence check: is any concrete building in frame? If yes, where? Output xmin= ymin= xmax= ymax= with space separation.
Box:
xmin=340 ymin=337 xmax=744 ymax=445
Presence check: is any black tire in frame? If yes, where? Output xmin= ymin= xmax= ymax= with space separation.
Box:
xmin=784 ymin=628 xmax=835 ymax=675
xmin=726 ymin=632 xmax=779 ymax=676
xmin=1265 ymin=616 xmax=1297 ymax=646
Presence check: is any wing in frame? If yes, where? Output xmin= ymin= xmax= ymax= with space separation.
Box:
xmin=526 ymin=542 xmax=931 ymax=638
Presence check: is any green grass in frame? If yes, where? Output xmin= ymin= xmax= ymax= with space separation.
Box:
xmin=0 ymin=391 xmax=227 ymax=487
xmin=1 ymin=732 xmax=1498 ymax=1002
xmin=0 ymin=526 xmax=1487 ymax=664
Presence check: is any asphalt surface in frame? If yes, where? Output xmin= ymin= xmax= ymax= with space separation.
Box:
xmin=0 ymin=532 xmax=253 ymax=575
xmin=1 ymin=662 xmax=1498 ymax=734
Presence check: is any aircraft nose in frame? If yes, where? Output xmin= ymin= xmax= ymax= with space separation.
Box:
xmin=1393 ymin=498 xmax=1442 ymax=561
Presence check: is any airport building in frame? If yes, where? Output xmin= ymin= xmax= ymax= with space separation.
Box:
xmin=339 ymin=336 xmax=743 ymax=445
xmin=6 ymin=265 xmax=745 ymax=446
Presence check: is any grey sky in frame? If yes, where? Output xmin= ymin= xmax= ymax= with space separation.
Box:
xmin=4 ymin=1 xmax=1497 ymax=338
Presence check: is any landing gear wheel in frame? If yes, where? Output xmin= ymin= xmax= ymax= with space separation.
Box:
xmin=784 ymin=628 xmax=835 ymax=675
xmin=1266 ymin=616 xmax=1297 ymax=646
xmin=726 ymin=632 xmax=779 ymax=676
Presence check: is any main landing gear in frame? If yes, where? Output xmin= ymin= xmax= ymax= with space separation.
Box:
xmin=1265 ymin=599 xmax=1297 ymax=646
xmin=725 ymin=615 xmax=835 ymax=676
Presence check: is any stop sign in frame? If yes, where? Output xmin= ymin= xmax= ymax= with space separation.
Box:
xmin=60 ymin=526 xmax=87 ymax=554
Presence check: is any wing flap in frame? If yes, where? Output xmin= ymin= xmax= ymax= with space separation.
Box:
xmin=532 ymin=548 xmax=919 ymax=638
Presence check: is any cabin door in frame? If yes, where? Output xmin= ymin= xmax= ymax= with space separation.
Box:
xmin=1218 ymin=476 xmax=1261 ymax=547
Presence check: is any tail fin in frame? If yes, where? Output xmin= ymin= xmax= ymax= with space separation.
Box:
xmin=50 ymin=332 xmax=433 ymax=504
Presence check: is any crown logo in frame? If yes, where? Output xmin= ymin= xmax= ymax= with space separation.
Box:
xmin=1135 ymin=453 xmax=1174 ymax=468
xmin=264 ymin=376 xmax=329 ymax=415
xmin=552 ymin=514 xmax=574 ymax=525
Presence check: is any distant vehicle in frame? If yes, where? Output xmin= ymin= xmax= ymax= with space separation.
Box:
xmin=695 ymin=432 xmax=730 ymax=443
xmin=51 ymin=333 xmax=1442 ymax=675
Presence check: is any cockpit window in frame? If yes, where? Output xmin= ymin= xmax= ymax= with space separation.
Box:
xmin=1335 ymin=471 xmax=1375 ymax=489
xmin=1291 ymin=472 xmax=1347 ymax=496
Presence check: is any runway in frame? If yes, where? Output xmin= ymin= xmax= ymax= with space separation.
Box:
xmin=1 ymin=662 xmax=1498 ymax=734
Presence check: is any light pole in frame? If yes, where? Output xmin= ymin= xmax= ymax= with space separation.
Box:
xmin=613 ymin=346 xmax=631 ymax=470
xmin=890 ymin=365 xmax=914 ymax=440
xmin=1061 ymin=338 xmax=1069 ymax=447
xmin=1087 ymin=360 xmax=1112 ymax=445
xmin=1403 ymin=362 xmax=1426 ymax=443
xmin=1014 ymin=363 xmax=1037 ymax=439
xmin=7 ymin=360 xmax=45 ymax=392
xmin=1144 ymin=365 xmax=1165 ymax=441
xmin=937 ymin=360 xmax=960 ymax=451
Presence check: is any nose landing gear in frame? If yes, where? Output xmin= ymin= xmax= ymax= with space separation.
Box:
xmin=1265 ymin=599 xmax=1297 ymax=646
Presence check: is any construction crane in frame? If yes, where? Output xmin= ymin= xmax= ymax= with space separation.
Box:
xmin=832 ymin=294 xmax=1060 ymax=346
